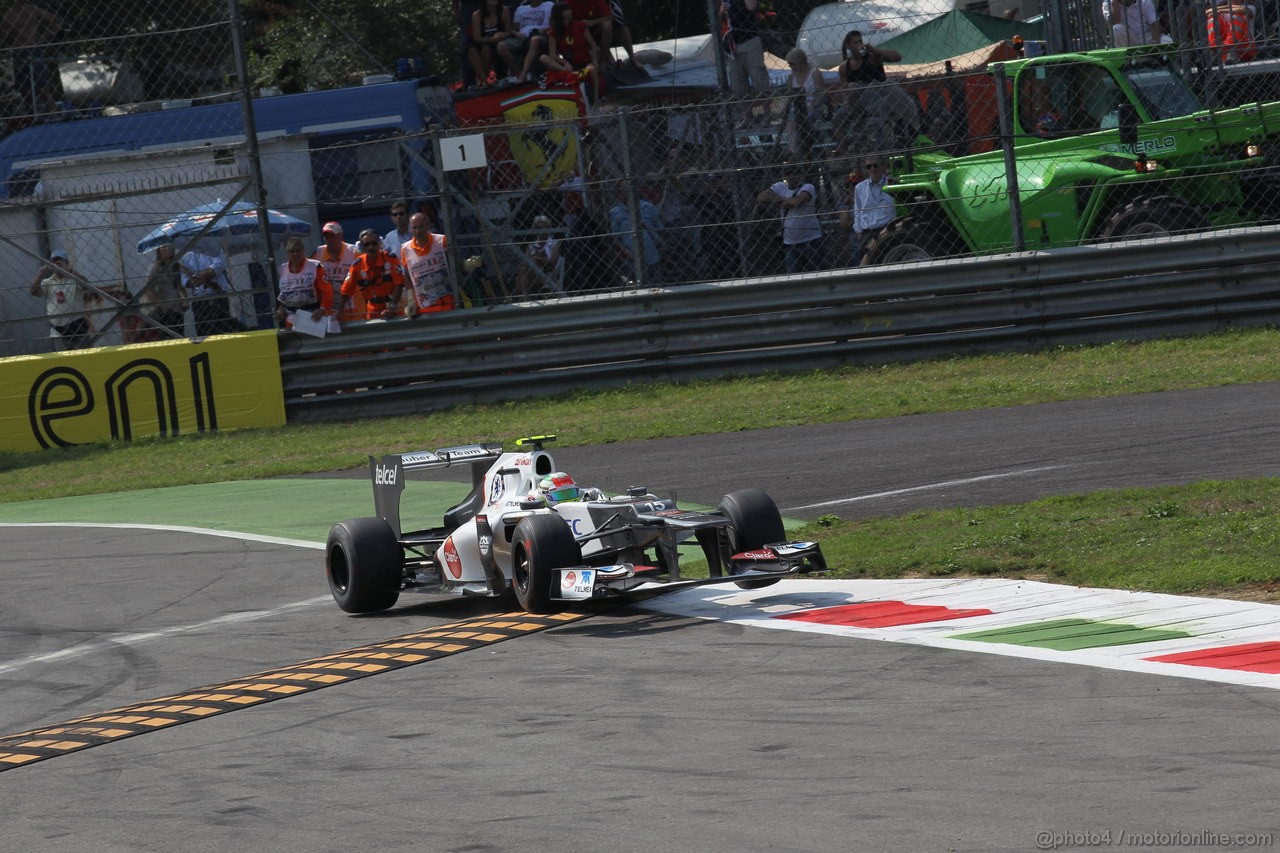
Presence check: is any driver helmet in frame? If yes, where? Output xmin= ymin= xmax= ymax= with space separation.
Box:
xmin=538 ymin=472 xmax=582 ymax=504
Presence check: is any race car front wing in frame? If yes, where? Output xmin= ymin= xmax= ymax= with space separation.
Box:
xmin=551 ymin=540 xmax=827 ymax=601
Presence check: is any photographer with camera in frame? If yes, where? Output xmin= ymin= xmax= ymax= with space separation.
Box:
xmin=838 ymin=29 xmax=901 ymax=86
xmin=833 ymin=29 xmax=902 ymax=155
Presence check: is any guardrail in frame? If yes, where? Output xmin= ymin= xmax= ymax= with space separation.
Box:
xmin=278 ymin=228 xmax=1280 ymax=422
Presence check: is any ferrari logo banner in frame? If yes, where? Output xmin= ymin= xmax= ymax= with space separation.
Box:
xmin=0 ymin=331 xmax=285 ymax=453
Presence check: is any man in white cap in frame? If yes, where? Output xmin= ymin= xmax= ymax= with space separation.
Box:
xmin=312 ymin=221 xmax=357 ymax=300
xmin=29 ymin=248 xmax=92 ymax=350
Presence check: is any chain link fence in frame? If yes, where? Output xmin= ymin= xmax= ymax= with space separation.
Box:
xmin=0 ymin=0 xmax=264 ymax=358
xmin=6 ymin=0 xmax=1280 ymax=357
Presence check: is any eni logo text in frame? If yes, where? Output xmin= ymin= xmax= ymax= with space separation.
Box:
xmin=27 ymin=354 xmax=217 ymax=449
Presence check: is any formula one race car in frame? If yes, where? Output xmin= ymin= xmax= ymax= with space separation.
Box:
xmin=325 ymin=435 xmax=827 ymax=614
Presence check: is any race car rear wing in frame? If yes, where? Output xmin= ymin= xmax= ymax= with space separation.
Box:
xmin=370 ymin=444 xmax=503 ymax=538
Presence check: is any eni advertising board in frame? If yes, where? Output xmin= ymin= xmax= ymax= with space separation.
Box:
xmin=1 ymin=332 xmax=285 ymax=453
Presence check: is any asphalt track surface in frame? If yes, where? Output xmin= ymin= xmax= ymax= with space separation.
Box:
xmin=3 ymin=384 xmax=1280 ymax=852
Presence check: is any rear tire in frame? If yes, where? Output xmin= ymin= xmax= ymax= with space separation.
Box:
xmin=1098 ymin=196 xmax=1210 ymax=240
xmin=511 ymin=514 xmax=581 ymax=614
xmin=326 ymin=517 xmax=402 ymax=614
xmin=718 ymin=488 xmax=787 ymax=590
xmin=862 ymin=219 xmax=964 ymax=266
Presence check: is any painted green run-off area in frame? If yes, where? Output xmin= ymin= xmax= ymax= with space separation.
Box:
xmin=952 ymin=618 xmax=1192 ymax=651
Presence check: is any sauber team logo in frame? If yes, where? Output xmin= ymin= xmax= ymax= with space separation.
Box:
xmin=400 ymin=452 xmax=439 ymax=465
xmin=442 ymin=538 xmax=463 ymax=578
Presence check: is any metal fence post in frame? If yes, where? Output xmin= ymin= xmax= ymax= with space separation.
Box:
xmin=993 ymin=64 xmax=1025 ymax=254
xmin=228 ymin=0 xmax=279 ymax=328
xmin=430 ymin=128 xmax=464 ymax=306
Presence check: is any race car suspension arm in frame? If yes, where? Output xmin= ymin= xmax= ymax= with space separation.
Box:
xmin=570 ymin=511 xmax=625 ymax=547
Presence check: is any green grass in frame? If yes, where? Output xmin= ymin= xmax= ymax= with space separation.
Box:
xmin=4 ymin=327 xmax=1279 ymax=504
xmin=798 ymin=480 xmax=1280 ymax=599
xmin=3 ymin=327 xmax=1280 ymax=599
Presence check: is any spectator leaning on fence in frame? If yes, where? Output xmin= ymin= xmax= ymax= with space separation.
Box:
xmin=383 ymin=201 xmax=413 ymax=259
xmin=757 ymin=162 xmax=825 ymax=274
xmin=516 ymin=214 xmax=565 ymax=298
xmin=609 ymin=183 xmax=663 ymax=286
xmin=840 ymin=156 xmax=896 ymax=266
xmin=277 ymin=236 xmax=333 ymax=330
xmin=135 ymin=242 xmax=188 ymax=340
xmin=395 ymin=211 xmax=456 ymax=315
xmin=338 ymin=230 xmax=404 ymax=321
xmin=312 ymin=221 xmax=357 ymax=296
xmin=29 ymin=249 xmax=91 ymax=350
xmin=180 ymin=247 xmax=243 ymax=337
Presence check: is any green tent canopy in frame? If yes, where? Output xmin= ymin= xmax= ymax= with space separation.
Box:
xmin=878 ymin=9 xmax=1044 ymax=65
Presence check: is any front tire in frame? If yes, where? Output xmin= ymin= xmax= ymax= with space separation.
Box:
xmin=511 ymin=514 xmax=581 ymax=614
xmin=718 ymin=488 xmax=787 ymax=590
xmin=326 ymin=517 xmax=402 ymax=614
xmin=862 ymin=218 xmax=964 ymax=266
xmin=1098 ymin=196 xmax=1210 ymax=241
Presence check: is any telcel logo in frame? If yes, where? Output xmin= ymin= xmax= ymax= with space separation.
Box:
xmin=375 ymin=464 xmax=398 ymax=485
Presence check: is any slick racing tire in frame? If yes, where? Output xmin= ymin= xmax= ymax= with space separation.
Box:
xmin=511 ymin=514 xmax=581 ymax=614
xmin=327 ymin=517 xmax=402 ymax=614
xmin=1098 ymin=196 xmax=1210 ymax=240
xmin=718 ymin=488 xmax=787 ymax=590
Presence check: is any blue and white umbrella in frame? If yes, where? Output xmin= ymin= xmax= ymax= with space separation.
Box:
xmin=136 ymin=200 xmax=311 ymax=255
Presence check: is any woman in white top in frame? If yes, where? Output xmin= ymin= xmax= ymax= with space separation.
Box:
xmin=785 ymin=47 xmax=826 ymax=156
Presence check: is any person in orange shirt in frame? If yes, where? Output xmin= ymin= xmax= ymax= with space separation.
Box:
xmin=277 ymin=236 xmax=333 ymax=328
xmin=394 ymin=211 xmax=455 ymax=315
xmin=337 ymin=229 xmax=404 ymax=321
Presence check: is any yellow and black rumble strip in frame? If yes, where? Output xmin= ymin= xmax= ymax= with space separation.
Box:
xmin=0 ymin=610 xmax=587 ymax=773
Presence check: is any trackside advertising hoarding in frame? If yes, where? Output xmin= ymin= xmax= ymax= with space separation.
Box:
xmin=0 ymin=332 xmax=285 ymax=453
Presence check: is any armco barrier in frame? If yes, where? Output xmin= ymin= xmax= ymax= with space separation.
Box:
xmin=278 ymin=229 xmax=1280 ymax=423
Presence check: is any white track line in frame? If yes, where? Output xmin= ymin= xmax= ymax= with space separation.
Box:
xmin=0 ymin=595 xmax=334 ymax=676
xmin=0 ymin=522 xmax=328 ymax=676
xmin=0 ymin=521 xmax=323 ymax=550
xmin=783 ymin=465 xmax=1067 ymax=512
